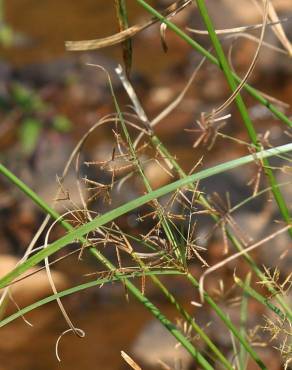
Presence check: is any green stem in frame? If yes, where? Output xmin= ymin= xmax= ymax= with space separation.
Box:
xmin=239 ymin=273 xmax=251 ymax=370
xmin=0 ymin=270 xmax=184 ymax=326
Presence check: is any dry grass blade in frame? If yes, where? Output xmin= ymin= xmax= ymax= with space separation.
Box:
xmin=187 ymin=18 xmax=285 ymax=35
xmin=55 ymin=328 xmax=85 ymax=362
xmin=44 ymin=210 xmax=87 ymax=337
xmin=65 ymin=0 xmax=191 ymax=51
xmin=66 ymin=0 xmax=191 ymax=51
xmin=267 ymin=1 xmax=292 ymax=56
xmin=121 ymin=351 xmax=142 ymax=370
xmin=66 ymin=22 xmax=150 ymax=51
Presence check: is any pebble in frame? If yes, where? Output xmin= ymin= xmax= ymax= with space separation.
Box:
xmin=0 ymin=254 xmax=69 ymax=315
xmin=131 ymin=318 xmax=193 ymax=369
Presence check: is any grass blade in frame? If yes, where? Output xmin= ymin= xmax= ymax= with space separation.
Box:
xmin=0 ymin=143 xmax=291 ymax=289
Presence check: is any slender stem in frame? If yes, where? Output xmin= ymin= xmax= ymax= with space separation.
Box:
xmin=239 ymin=274 xmax=251 ymax=370
xmin=0 ymin=270 xmax=185 ymax=326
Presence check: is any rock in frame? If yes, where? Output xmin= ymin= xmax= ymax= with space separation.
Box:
xmin=4 ymin=129 xmax=86 ymax=212
xmin=0 ymin=254 xmax=69 ymax=315
xmin=131 ymin=319 xmax=193 ymax=369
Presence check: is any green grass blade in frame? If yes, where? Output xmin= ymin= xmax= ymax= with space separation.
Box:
xmin=0 ymin=143 xmax=291 ymax=289
xmin=239 ymin=273 xmax=251 ymax=370
xmin=0 ymin=269 xmax=184 ymax=328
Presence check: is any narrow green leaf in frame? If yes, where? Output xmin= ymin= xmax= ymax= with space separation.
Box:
xmin=239 ymin=273 xmax=251 ymax=370
xmin=0 ymin=270 xmax=184 ymax=328
xmin=0 ymin=143 xmax=291 ymax=289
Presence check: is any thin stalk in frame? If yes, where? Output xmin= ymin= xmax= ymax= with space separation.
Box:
xmin=114 ymin=0 xmax=132 ymax=76
xmin=234 ymin=275 xmax=288 ymax=321
xmin=135 ymin=0 xmax=292 ymax=128
xmin=113 ymin=84 xmax=183 ymax=264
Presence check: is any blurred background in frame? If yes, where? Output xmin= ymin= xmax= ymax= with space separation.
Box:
xmin=0 ymin=1 xmax=291 ymax=369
